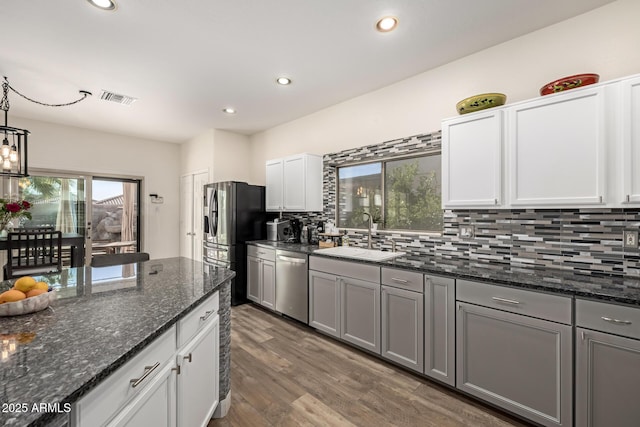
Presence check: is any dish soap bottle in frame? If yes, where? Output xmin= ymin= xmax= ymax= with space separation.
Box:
xmin=342 ymin=231 xmax=349 ymax=247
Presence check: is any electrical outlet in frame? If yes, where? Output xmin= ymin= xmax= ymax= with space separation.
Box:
xmin=459 ymin=225 xmax=475 ymax=239
xmin=623 ymin=229 xmax=638 ymax=249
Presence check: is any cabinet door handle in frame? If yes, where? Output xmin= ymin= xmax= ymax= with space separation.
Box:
xmin=491 ymin=296 xmax=521 ymax=305
xmin=391 ymin=277 xmax=409 ymax=284
xmin=130 ymin=362 xmax=160 ymax=388
xmin=184 ymin=353 xmax=193 ymax=363
xmin=627 ymin=194 xmax=631 ymax=203
xmin=601 ymin=316 xmax=632 ymax=325
xmin=200 ymin=310 xmax=214 ymax=322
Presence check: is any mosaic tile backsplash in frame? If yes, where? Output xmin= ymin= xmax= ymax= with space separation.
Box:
xmin=282 ymin=131 xmax=640 ymax=278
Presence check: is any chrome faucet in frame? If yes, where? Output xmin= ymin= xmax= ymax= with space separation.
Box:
xmin=362 ymin=212 xmax=373 ymax=249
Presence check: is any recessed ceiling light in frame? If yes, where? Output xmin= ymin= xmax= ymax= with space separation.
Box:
xmin=376 ymin=16 xmax=398 ymax=32
xmin=276 ymin=77 xmax=292 ymax=85
xmin=222 ymin=107 xmax=236 ymax=114
xmin=87 ymin=0 xmax=117 ymax=10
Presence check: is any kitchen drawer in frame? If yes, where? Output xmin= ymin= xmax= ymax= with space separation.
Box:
xmin=456 ymin=279 xmax=572 ymax=325
xmin=178 ymin=291 xmax=220 ymax=347
xmin=309 ymin=256 xmax=379 ymax=283
xmin=75 ymin=325 xmax=176 ymax=427
xmin=247 ymin=245 xmax=276 ymax=262
xmin=576 ymin=299 xmax=640 ymax=340
xmin=381 ymin=267 xmax=423 ymax=293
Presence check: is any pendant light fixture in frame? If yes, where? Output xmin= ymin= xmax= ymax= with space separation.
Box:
xmin=0 ymin=79 xmax=28 ymax=177
xmin=0 ymin=77 xmax=91 ymax=177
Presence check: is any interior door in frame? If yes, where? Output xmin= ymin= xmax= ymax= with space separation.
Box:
xmin=180 ymin=171 xmax=209 ymax=260
xmin=192 ymin=172 xmax=208 ymax=261
xmin=180 ymin=174 xmax=194 ymax=259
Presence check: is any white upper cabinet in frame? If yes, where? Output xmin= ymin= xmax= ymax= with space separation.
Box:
xmin=440 ymin=74 xmax=640 ymax=209
xmin=266 ymin=153 xmax=323 ymax=212
xmin=508 ymin=86 xmax=608 ymax=207
xmin=442 ymin=110 xmax=503 ymax=208
xmin=265 ymin=159 xmax=284 ymax=211
xmin=621 ymin=76 xmax=640 ymax=204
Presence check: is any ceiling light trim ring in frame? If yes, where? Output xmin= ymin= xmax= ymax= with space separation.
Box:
xmin=87 ymin=0 xmax=117 ymax=11
xmin=376 ymin=16 xmax=398 ymax=32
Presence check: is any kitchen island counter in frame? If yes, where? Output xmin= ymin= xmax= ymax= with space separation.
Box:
xmin=0 ymin=257 xmax=234 ymax=427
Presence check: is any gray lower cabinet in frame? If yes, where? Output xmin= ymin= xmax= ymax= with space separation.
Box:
xmin=246 ymin=255 xmax=261 ymax=303
xmin=246 ymin=246 xmax=276 ymax=310
xmin=341 ymin=276 xmax=380 ymax=354
xmin=308 ymin=269 xmax=340 ymax=337
xmin=309 ymin=256 xmax=381 ymax=354
xmin=381 ymin=285 xmax=423 ymax=372
xmin=456 ymin=280 xmax=572 ymax=427
xmin=575 ymin=299 xmax=640 ymax=427
xmin=424 ymin=275 xmax=455 ymax=386
xmin=260 ymin=260 xmax=276 ymax=309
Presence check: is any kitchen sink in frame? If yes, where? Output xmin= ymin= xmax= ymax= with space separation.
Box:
xmin=313 ymin=246 xmax=406 ymax=262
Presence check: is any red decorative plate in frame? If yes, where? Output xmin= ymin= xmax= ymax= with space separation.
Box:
xmin=539 ymin=73 xmax=599 ymax=96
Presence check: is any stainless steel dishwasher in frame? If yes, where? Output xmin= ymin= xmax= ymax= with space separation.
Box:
xmin=275 ymin=249 xmax=308 ymax=323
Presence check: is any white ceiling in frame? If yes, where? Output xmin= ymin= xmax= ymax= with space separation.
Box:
xmin=1 ymin=0 xmax=615 ymax=143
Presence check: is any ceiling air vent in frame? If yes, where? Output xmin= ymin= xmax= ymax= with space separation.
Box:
xmin=99 ymin=90 xmax=137 ymax=105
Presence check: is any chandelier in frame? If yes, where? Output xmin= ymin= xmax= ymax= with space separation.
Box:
xmin=0 ymin=77 xmax=91 ymax=177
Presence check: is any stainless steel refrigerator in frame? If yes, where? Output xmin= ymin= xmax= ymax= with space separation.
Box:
xmin=203 ymin=181 xmax=266 ymax=305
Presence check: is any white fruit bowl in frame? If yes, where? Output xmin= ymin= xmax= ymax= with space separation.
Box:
xmin=0 ymin=289 xmax=56 ymax=316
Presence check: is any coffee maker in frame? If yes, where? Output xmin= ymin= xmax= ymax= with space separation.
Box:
xmin=289 ymin=219 xmax=302 ymax=243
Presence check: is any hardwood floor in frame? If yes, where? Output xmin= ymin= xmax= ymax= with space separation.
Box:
xmin=209 ymin=304 xmax=532 ymax=427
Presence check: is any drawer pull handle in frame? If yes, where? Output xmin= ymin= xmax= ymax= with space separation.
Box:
xmin=601 ymin=316 xmax=632 ymax=325
xmin=391 ymin=277 xmax=409 ymax=284
xmin=184 ymin=353 xmax=192 ymax=363
xmin=200 ymin=310 xmax=214 ymax=322
xmin=491 ymin=296 xmax=521 ymax=305
xmin=130 ymin=362 xmax=160 ymax=388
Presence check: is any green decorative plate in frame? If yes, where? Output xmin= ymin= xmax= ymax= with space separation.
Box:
xmin=456 ymin=93 xmax=506 ymax=115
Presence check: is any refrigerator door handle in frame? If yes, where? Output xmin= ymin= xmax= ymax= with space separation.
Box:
xmin=211 ymin=189 xmax=218 ymax=236
xmin=203 ymin=215 xmax=209 ymax=234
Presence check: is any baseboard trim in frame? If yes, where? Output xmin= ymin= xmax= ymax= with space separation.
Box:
xmin=212 ymin=391 xmax=231 ymax=418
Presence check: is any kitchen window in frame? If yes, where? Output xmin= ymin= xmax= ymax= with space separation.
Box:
xmin=336 ymin=153 xmax=442 ymax=232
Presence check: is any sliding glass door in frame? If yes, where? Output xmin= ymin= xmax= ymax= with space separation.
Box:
xmin=89 ymin=177 xmax=141 ymax=258
xmin=1 ymin=171 xmax=142 ymax=266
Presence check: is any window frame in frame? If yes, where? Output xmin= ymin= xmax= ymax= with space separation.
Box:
xmin=335 ymin=149 xmax=442 ymax=235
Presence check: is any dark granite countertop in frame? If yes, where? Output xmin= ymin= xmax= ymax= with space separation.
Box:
xmin=248 ymin=241 xmax=640 ymax=307
xmin=0 ymin=257 xmax=234 ymax=427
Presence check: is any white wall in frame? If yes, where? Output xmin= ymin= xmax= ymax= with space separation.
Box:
xmin=212 ymin=129 xmax=252 ymax=184
xmin=180 ymin=129 xmax=213 ymax=179
xmin=12 ymin=117 xmax=181 ymax=260
xmin=248 ymin=0 xmax=640 ymax=185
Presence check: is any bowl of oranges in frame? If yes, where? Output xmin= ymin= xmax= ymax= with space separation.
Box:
xmin=0 ymin=276 xmax=56 ymax=316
